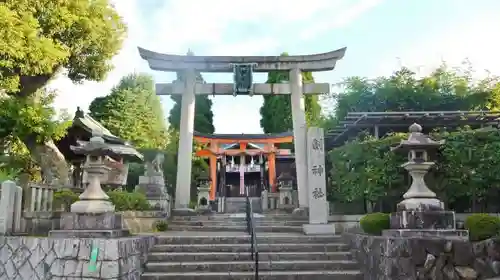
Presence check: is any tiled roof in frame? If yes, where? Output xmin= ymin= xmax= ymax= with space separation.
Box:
xmin=194 ymin=131 xmax=293 ymax=140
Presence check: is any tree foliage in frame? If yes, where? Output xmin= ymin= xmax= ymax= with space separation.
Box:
xmin=328 ymin=128 xmax=500 ymax=212
xmin=89 ymin=73 xmax=169 ymax=149
xmin=0 ymin=90 xmax=70 ymax=143
xmin=0 ymin=0 xmax=126 ymax=97
xmin=0 ymin=0 xmax=125 ymax=182
xmin=0 ymin=90 xmax=71 ymax=179
xmin=168 ymin=51 xmax=215 ymax=134
xmin=259 ymin=52 xmax=322 ymax=133
xmin=330 ymin=63 xmax=500 ymax=122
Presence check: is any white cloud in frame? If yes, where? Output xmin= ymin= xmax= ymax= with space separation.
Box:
xmin=207 ymin=37 xmax=281 ymax=56
xmin=49 ymin=0 xmax=381 ymax=130
xmin=51 ymin=0 xmax=148 ymax=114
xmin=300 ymin=0 xmax=384 ymax=40
xmin=377 ymin=16 xmax=500 ymax=78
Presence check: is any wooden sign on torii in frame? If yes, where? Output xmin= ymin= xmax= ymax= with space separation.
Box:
xmin=138 ymin=47 xmax=347 ymax=215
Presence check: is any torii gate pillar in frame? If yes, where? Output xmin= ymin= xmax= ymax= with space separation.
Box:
xmin=289 ymin=67 xmax=308 ymax=214
xmin=174 ymin=68 xmax=196 ymax=211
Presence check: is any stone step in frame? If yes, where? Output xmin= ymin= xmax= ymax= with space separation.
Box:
xmin=148 ymin=251 xmax=353 ymax=262
xmin=171 ymin=214 xmax=307 ymax=222
xmin=167 ymin=225 xmax=303 ymax=233
xmin=146 ymin=260 xmax=359 ymax=273
xmin=149 ymin=243 xmax=349 ymax=253
xmin=170 ymin=220 xmax=306 ymax=226
xmin=156 ymin=235 xmax=342 ymax=245
xmin=141 ymin=270 xmax=363 ymax=280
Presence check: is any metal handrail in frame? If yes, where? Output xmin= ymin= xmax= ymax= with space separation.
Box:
xmin=245 ymin=186 xmax=259 ymax=280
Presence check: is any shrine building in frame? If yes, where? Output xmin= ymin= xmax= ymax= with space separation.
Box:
xmin=194 ymin=132 xmax=297 ymax=201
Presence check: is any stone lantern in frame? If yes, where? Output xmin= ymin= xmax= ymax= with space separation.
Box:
xmin=196 ymin=171 xmax=211 ymax=213
xmin=277 ymin=172 xmax=294 ymax=209
xmin=49 ymin=134 xmax=129 ymax=238
xmin=70 ymin=135 xmax=116 ymax=213
xmin=385 ymin=123 xmax=468 ymax=238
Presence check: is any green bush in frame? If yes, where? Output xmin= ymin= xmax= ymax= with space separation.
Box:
xmin=189 ymin=200 xmax=197 ymax=209
xmin=53 ymin=189 xmax=80 ymax=211
xmin=107 ymin=190 xmax=151 ymax=211
xmin=465 ymin=213 xmax=500 ymax=241
xmin=360 ymin=212 xmax=391 ymax=235
xmin=154 ymin=220 xmax=168 ymax=232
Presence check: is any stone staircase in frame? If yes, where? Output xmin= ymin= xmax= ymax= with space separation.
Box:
xmin=141 ymin=213 xmax=362 ymax=279
xmin=167 ymin=213 xmax=307 ymax=233
xmin=225 ymin=197 xmax=262 ymax=213
xmin=141 ymin=233 xmax=362 ymax=280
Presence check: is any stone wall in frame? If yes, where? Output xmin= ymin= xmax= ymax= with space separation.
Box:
xmin=328 ymin=213 xmax=500 ymax=233
xmin=23 ymin=211 xmax=166 ymax=235
xmin=0 ymin=235 xmax=156 ymax=279
xmin=121 ymin=211 xmax=166 ymax=233
xmin=345 ymin=233 xmax=500 ymax=280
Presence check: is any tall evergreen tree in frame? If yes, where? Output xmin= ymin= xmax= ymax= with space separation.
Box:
xmin=259 ymin=52 xmax=322 ymax=133
xmin=89 ymin=73 xmax=169 ymax=149
xmin=168 ymin=51 xmax=215 ymax=134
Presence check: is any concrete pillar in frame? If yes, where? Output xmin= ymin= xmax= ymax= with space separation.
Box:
xmin=290 ymin=67 xmax=309 ymax=211
xmin=174 ymin=68 xmax=196 ymax=212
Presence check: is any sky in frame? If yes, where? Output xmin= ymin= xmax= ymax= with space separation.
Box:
xmin=49 ymin=0 xmax=500 ymax=134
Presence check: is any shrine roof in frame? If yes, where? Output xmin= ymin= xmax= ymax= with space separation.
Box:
xmin=325 ymin=110 xmax=500 ymax=149
xmin=194 ymin=131 xmax=293 ymax=143
xmin=72 ymin=108 xmax=126 ymax=144
xmin=222 ymin=142 xmax=264 ymax=150
xmin=74 ymin=140 xmax=143 ymax=161
xmin=57 ymin=108 xmax=143 ymax=162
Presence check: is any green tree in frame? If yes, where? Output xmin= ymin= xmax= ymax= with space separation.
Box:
xmin=168 ymin=51 xmax=215 ymax=134
xmin=0 ymin=0 xmax=126 ymax=97
xmin=330 ymin=63 xmax=500 ymax=122
xmin=89 ymin=73 xmax=169 ymax=149
xmin=259 ymin=52 xmax=322 ymax=133
xmin=0 ymin=90 xmax=71 ymax=180
xmin=0 ymin=0 xmax=126 ymax=180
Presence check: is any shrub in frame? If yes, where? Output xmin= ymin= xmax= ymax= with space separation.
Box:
xmin=107 ymin=190 xmax=151 ymax=211
xmin=189 ymin=200 xmax=197 ymax=209
xmin=53 ymin=189 xmax=80 ymax=211
xmin=360 ymin=212 xmax=391 ymax=235
xmin=465 ymin=213 xmax=500 ymax=241
xmin=154 ymin=220 xmax=168 ymax=232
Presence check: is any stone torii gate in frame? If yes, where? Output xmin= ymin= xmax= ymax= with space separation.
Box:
xmin=138 ymin=47 xmax=346 ymax=215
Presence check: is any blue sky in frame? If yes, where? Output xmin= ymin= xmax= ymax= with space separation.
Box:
xmin=50 ymin=0 xmax=500 ymax=134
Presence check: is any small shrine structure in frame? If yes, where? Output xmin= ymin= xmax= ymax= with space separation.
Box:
xmin=194 ymin=131 xmax=296 ymax=202
xmin=55 ymin=108 xmax=143 ymax=190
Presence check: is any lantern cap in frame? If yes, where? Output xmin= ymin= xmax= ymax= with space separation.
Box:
xmin=392 ymin=123 xmax=444 ymax=152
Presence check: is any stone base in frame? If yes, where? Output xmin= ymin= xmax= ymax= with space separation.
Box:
xmin=292 ymin=207 xmax=309 ymax=218
xmin=196 ymin=207 xmax=215 ymax=215
xmin=147 ymin=199 xmax=168 ymax=211
xmin=172 ymin=208 xmax=196 ymax=216
xmin=390 ymin=210 xmax=456 ymax=230
xmin=70 ymin=199 xmax=115 ymax=213
xmin=278 ymin=205 xmax=296 ymax=213
xmin=303 ymin=223 xmax=336 ymax=235
xmin=49 ymin=212 xmax=130 ymax=238
xmin=382 ymin=229 xmax=469 ymax=239
xmin=59 ymin=212 xmax=125 ymax=230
